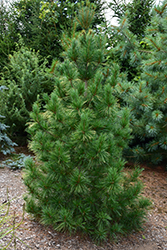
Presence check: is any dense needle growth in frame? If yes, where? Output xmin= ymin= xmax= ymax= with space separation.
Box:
xmin=23 ymin=2 xmax=151 ymax=241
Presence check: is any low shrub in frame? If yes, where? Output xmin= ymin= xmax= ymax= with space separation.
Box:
xmin=0 ymin=43 xmax=55 ymax=144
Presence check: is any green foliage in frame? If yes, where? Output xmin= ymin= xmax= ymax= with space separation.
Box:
xmin=126 ymin=0 xmax=154 ymax=38
xmin=0 ymin=43 xmax=54 ymax=144
xmin=0 ymin=153 xmax=32 ymax=170
xmin=113 ymin=0 xmax=167 ymax=165
xmin=128 ymin=0 xmax=167 ymax=164
xmin=0 ymin=0 xmax=105 ymax=73
xmin=9 ymin=0 xmax=105 ymax=65
xmin=108 ymin=15 xmax=142 ymax=81
xmin=23 ymin=3 xmax=151 ymax=242
xmin=109 ymin=0 xmax=154 ymax=38
xmin=0 ymin=86 xmax=17 ymax=155
xmin=12 ymin=0 xmax=62 ymax=64
xmin=0 ymin=1 xmax=18 ymax=72
xmin=107 ymin=0 xmax=155 ymax=81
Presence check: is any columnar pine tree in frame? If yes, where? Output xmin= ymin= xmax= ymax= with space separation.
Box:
xmin=23 ymin=2 xmax=151 ymax=241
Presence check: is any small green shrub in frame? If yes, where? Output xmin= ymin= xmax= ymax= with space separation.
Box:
xmin=0 ymin=153 xmax=32 ymax=170
xmin=0 ymin=42 xmax=55 ymax=144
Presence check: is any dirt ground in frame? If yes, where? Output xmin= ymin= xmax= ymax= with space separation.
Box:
xmin=0 ymin=147 xmax=167 ymax=250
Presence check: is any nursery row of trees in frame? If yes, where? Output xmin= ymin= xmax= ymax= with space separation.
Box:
xmin=0 ymin=0 xmax=167 ymax=242
xmin=0 ymin=0 xmax=166 ymax=164
xmin=0 ymin=0 xmax=154 ymax=71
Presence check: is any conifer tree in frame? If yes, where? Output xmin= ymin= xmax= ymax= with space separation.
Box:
xmin=112 ymin=0 xmax=167 ymax=165
xmin=109 ymin=0 xmax=154 ymax=39
xmin=0 ymin=1 xmax=18 ymax=72
xmin=127 ymin=0 xmax=167 ymax=164
xmin=107 ymin=0 xmax=154 ymax=81
xmin=0 ymin=42 xmax=54 ymax=144
xmin=23 ymin=2 xmax=151 ymax=241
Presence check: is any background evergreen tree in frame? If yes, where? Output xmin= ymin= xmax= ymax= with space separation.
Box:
xmin=109 ymin=0 xmax=154 ymax=39
xmin=126 ymin=0 xmax=167 ymax=165
xmin=112 ymin=0 xmax=167 ymax=165
xmin=0 ymin=1 xmax=18 ymax=72
xmin=7 ymin=0 xmax=105 ymax=65
xmin=0 ymin=42 xmax=54 ymax=144
xmin=107 ymin=0 xmax=155 ymax=81
xmin=0 ymin=0 xmax=105 ymax=74
xmin=23 ymin=2 xmax=151 ymax=241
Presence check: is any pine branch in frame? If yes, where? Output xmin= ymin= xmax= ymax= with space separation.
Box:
xmin=138 ymin=49 xmax=152 ymax=54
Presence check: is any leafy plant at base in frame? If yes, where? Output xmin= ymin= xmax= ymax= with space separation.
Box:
xmin=0 ymin=86 xmax=17 ymax=155
xmin=0 ymin=153 xmax=32 ymax=170
xmin=23 ymin=2 xmax=151 ymax=242
xmin=0 ymin=43 xmax=55 ymax=144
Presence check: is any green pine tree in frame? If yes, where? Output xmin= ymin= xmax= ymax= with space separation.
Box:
xmin=126 ymin=0 xmax=167 ymax=165
xmin=107 ymin=0 xmax=154 ymax=81
xmin=23 ymin=2 xmax=151 ymax=241
xmin=109 ymin=0 xmax=154 ymax=39
xmin=112 ymin=0 xmax=167 ymax=165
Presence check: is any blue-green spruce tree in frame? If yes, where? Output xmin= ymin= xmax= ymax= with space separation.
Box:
xmin=0 ymin=86 xmax=16 ymax=155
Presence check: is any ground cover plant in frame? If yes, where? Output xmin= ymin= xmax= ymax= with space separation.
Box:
xmin=0 ymin=153 xmax=32 ymax=170
xmin=23 ymin=2 xmax=151 ymax=242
